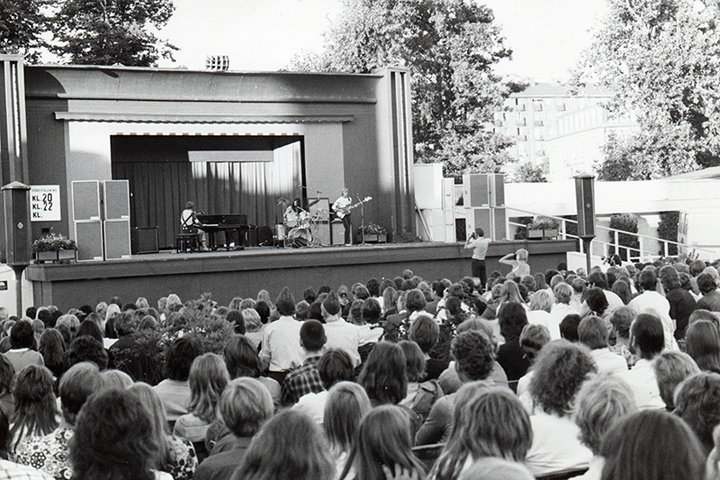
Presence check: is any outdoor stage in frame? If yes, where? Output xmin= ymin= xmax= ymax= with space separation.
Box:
xmin=25 ymin=240 xmax=577 ymax=311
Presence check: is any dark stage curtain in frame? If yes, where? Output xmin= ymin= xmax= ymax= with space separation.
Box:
xmin=113 ymin=142 xmax=302 ymax=248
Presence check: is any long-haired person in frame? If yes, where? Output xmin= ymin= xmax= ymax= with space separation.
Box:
xmin=223 ymin=335 xmax=280 ymax=407
xmin=341 ymin=405 xmax=425 ymax=480
xmin=357 ymin=341 xmax=408 ymax=407
xmin=231 ymin=409 xmax=334 ymax=480
xmin=685 ymin=320 xmax=720 ymax=373
xmin=70 ymin=388 xmax=172 ymax=480
xmin=324 ymin=381 xmax=372 ymax=479
xmin=496 ymin=302 xmax=530 ymax=382
xmin=10 ymin=365 xmax=58 ymax=453
xmin=674 ymin=372 xmax=720 ymax=454
xmin=128 ymin=383 xmax=198 ymax=480
xmin=600 ymin=410 xmax=705 ymax=480
xmin=38 ymin=329 xmax=65 ymax=380
xmin=173 ymin=353 xmax=230 ymax=459
xmin=432 ymin=387 xmax=532 ymax=480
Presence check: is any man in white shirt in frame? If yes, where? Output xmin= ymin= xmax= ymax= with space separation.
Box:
xmin=332 ymin=188 xmax=353 ymax=246
xmin=464 ymin=227 xmax=490 ymax=291
xmin=551 ymin=283 xmax=579 ymax=338
xmin=578 ymin=316 xmax=627 ymax=375
xmin=628 ymin=269 xmax=678 ymax=351
xmin=321 ymin=292 xmax=361 ymax=368
xmin=619 ymin=313 xmax=666 ymax=410
xmin=259 ymin=288 xmax=304 ymax=385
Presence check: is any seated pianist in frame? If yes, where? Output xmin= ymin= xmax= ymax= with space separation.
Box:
xmin=180 ymin=201 xmax=208 ymax=250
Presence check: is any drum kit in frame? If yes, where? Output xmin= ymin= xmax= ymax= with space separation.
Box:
xmin=274 ymin=197 xmax=325 ymax=248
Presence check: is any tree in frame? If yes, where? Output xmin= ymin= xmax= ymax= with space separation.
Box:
xmin=578 ymin=0 xmax=720 ymax=180
xmin=0 ymin=0 xmax=49 ymax=61
xmin=52 ymin=0 xmax=177 ymax=66
xmin=291 ymin=0 xmax=515 ymax=177
xmin=512 ymin=161 xmax=547 ymax=182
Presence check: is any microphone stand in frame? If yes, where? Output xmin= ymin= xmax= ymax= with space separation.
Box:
xmin=360 ymin=196 xmax=367 ymax=246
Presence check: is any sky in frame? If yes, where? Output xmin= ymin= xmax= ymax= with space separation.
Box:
xmin=158 ymin=0 xmax=609 ymax=82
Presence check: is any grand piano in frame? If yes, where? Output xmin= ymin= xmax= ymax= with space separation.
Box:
xmin=195 ymin=214 xmax=249 ymax=250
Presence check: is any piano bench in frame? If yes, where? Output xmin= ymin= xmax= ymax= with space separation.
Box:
xmin=176 ymin=233 xmax=201 ymax=253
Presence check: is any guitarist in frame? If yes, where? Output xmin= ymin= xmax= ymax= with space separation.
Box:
xmin=332 ymin=188 xmax=353 ymax=246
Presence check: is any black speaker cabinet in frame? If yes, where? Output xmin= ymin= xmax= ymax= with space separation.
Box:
xmin=2 ymin=182 xmax=32 ymax=266
xmin=574 ymin=174 xmax=596 ymax=237
xmin=134 ymin=226 xmax=159 ymax=254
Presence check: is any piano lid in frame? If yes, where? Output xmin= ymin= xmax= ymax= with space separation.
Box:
xmin=196 ymin=214 xmax=248 ymax=225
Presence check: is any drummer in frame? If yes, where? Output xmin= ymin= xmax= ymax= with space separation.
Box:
xmin=284 ymin=198 xmax=306 ymax=228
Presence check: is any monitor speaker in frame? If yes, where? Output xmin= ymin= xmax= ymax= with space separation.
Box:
xmin=134 ymin=226 xmax=159 ymax=254
xmin=331 ymin=220 xmax=345 ymax=245
xmin=75 ymin=220 xmax=103 ymax=261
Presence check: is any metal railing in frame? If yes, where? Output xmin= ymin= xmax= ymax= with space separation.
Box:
xmin=506 ymin=207 xmax=718 ymax=262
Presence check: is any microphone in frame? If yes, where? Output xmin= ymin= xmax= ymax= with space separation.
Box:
xmin=296 ymin=185 xmax=306 ymax=190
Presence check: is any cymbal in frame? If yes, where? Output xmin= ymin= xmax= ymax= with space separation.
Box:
xmin=276 ymin=197 xmax=290 ymax=206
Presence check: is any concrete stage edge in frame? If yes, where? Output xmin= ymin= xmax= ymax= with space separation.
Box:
xmin=26 ymin=240 xmax=576 ymax=310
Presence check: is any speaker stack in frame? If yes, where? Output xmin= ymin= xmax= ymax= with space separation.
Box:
xmin=462 ymin=174 xmax=507 ymax=241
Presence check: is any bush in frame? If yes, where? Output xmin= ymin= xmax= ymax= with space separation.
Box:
xmin=609 ymin=213 xmax=639 ymax=261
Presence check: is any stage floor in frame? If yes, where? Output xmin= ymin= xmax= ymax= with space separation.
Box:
xmin=25 ymin=240 xmax=577 ymax=310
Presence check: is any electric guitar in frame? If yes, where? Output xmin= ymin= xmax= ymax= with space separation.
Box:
xmin=334 ymin=196 xmax=372 ymax=219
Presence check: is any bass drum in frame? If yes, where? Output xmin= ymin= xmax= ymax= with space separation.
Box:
xmin=288 ymin=227 xmax=312 ymax=248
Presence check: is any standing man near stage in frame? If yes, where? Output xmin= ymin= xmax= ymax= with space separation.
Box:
xmin=465 ymin=227 xmax=490 ymax=292
xmin=333 ymin=188 xmax=353 ymax=246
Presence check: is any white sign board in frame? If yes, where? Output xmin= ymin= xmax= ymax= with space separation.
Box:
xmin=30 ymin=185 xmax=61 ymax=221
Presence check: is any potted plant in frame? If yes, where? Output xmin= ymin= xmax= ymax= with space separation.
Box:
xmin=358 ymin=223 xmax=388 ymax=243
xmin=526 ymin=216 xmax=559 ymax=240
xmin=32 ymin=233 xmax=77 ymax=263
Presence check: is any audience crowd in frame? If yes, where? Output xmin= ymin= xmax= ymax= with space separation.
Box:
xmin=1 ymin=249 xmax=720 ymax=479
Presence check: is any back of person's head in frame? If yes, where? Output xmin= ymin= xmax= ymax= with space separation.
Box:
xmin=65 ymin=336 xmax=109 ymax=370
xmin=165 ymin=335 xmax=201 ymax=381
xmin=59 ymin=362 xmax=104 ymax=425
xmin=452 ymin=330 xmax=494 ymax=382
xmin=408 ymin=314 xmax=439 ymax=354
xmin=638 ymin=269 xmax=658 ymax=291
xmin=553 ymin=282 xmax=572 ymax=305
xmin=324 ymin=381 xmax=371 ymax=453
xmin=578 ymin=316 xmax=610 ymax=350
xmin=674 ymin=372 xmax=720 ymax=452
xmin=498 ymin=302 xmax=528 ymax=341
xmin=360 ymin=298 xmax=381 ymax=324
xmin=529 ymin=340 xmax=596 ymax=416
xmin=322 ymin=291 xmax=341 ymax=317
xmin=275 ymin=287 xmax=296 ymax=316
xmin=660 ymin=265 xmax=682 ymax=291
xmin=690 ymin=259 xmax=706 ymax=276
xmin=600 ymin=410 xmax=706 ymax=480
xmin=698 ymin=272 xmax=717 ymax=295
xmin=609 ymin=306 xmax=634 ymax=341
xmin=224 ymin=335 xmax=261 ymax=378
xmin=588 ymin=270 xmax=609 ymax=290
xmin=12 ymin=365 xmax=58 ymax=440
xmin=398 ymin=341 xmax=426 ymax=383
xmin=519 ymin=324 xmax=550 ymax=362
xmin=584 ymin=287 xmax=609 ymax=315
xmin=100 ymin=369 xmax=133 ymax=389
xmin=406 ymin=289 xmax=427 ymax=313
xmin=240 ymin=308 xmax=262 ymax=333
xmin=348 ymin=405 xmax=424 ymax=480
xmin=366 ymin=278 xmax=381 ymax=297
xmin=10 ymin=320 xmax=35 ymax=349
xmin=529 ymin=289 xmax=554 ymax=313
xmin=459 ymin=457 xmax=534 ymax=480
xmin=560 ymin=314 xmax=581 ymax=342
xmin=188 ymin=353 xmax=230 ymax=423
xmin=70 ymin=388 xmax=159 ymax=480
xmin=77 ymin=319 xmax=104 ymax=343
xmin=574 ymin=373 xmax=637 ymax=455
xmin=303 ymin=287 xmax=317 ymax=304
xmin=300 ymin=319 xmax=327 ymax=352
xmin=220 ymin=377 xmax=273 ymax=438
xmin=689 ymin=309 xmax=720 ymax=327
xmin=685 ymin=320 xmax=720 ymax=373
xmin=225 ymin=309 xmax=245 ymax=335
xmin=520 ymin=275 xmax=536 ymax=294
xmin=254 ymin=300 xmax=271 ymax=324
xmin=232 ymin=409 xmax=334 ymax=480
xmin=653 ymin=351 xmax=700 ymax=410
xmin=318 ymin=349 xmax=354 ymax=390
xmin=631 ymin=313 xmax=664 ymax=359
xmin=358 ymin=341 xmax=407 ymax=405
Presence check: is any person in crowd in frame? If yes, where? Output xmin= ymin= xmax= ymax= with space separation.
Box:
xmin=583 ymin=287 xmax=610 ymax=320
xmin=586 ymin=270 xmax=624 ymax=312
xmin=153 ymin=336 xmax=201 ymax=425
xmin=240 ymin=309 xmax=264 ymax=350
xmin=549 ymin=283 xmax=576 ymax=338
xmin=398 ymin=341 xmax=443 ymax=424
xmin=259 ymin=288 xmax=304 ymax=385
xmin=578 ymin=316 xmax=627 ymax=375
xmin=293 ymin=349 xmax=355 ymax=425
xmin=0 ymin=357 xmax=13 ymax=419
xmin=69 ymin=388 xmax=172 ymax=480
xmin=323 ymin=381 xmax=372 ymax=479
xmin=674 ymin=372 xmax=720 ymax=454
xmin=432 ymin=387 xmax=532 ymax=480
xmin=653 ymin=351 xmax=700 ymax=411
xmin=38 ymin=330 xmax=65 ymax=380
xmin=698 ymin=272 xmax=720 ymax=312
xmin=526 ymin=289 xmax=560 ymax=340
xmin=409 ymin=314 xmax=445 ymax=380
xmin=222 ymin=335 xmax=280 ymax=407
xmin=516 ymin=324 xmax=551 ymax=411
xmin=416 ymin=330 xmax=495 ymax=445
xmin=499 ymin=248 xmax=530 ymax=280
xmin=341 ymin=405 xmax=425 ymax=480
xmin=0 ymin=411 xmax=53 ymax=479
xmin=611 ymin=278 xmax=633 ymax=305
xmin=99 ymin=369 xmax=132 ymax=390
xmin=356 ymin=298 xmax=384 ymax=349
xmin=194 ymin=378 xmax=273 ymax=480
xmin=15 ymin=362 xmax=103 ymax=480
xmin=173 ymin=353 xmax=229 ymax=459
xmin=619 ymin=313 xmax=666 ymax=409
xmin=659 ymin=265 xmax=697 ymax=340
xmin=465 ymin=227 xmax=490 ymax=291
xmin=76 ymin=319 xmax=104 ymax=343
xmin=231 ymin=409 xmax=334 ymax=480
xmin=3 ymin=321 xmax=44 ymax=376
xmin=685 ymin=320 xmax=720 ymax=373
xmin=10 ymin=366 xmax=58 ymax=453
xmin=525 ymin=340 xmax=596 ymax=476
xmin=559 ymin=313 xmax=581 ymax=342
xmin=321 ymin=292 xmax=361 ymax=368
xmin=281 ymin=320 xmax=327 ymax=405
xmin=600 ymin=410 xmax=706 ymax=480
xmin=628 ymin=269 xmax=678 ymax=351
xmin=64 ymin=336 xmax=109 ymax=371
xmin=496 ymin=302 xmax=530 ymax=382
xmin=108 ymin=311 xmax=143 ymax=380
xmin=608 ymin=306 xmax=636 ymax=368
xmin=358 ymin=340 xmax=407 ymax=405
xmin=573 ymin=373 xmax=638 ymax=480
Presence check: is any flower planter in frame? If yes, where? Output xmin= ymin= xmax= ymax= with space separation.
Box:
xmin=35 ymin=249 xmax=77 ymax=264
xmin=528 ymin=229 xmax=544 ymax=239
xmin=543 ymin=228 xmax=559 ymax=239
xmin=358 ymin=233 xmax=387 ymax=243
